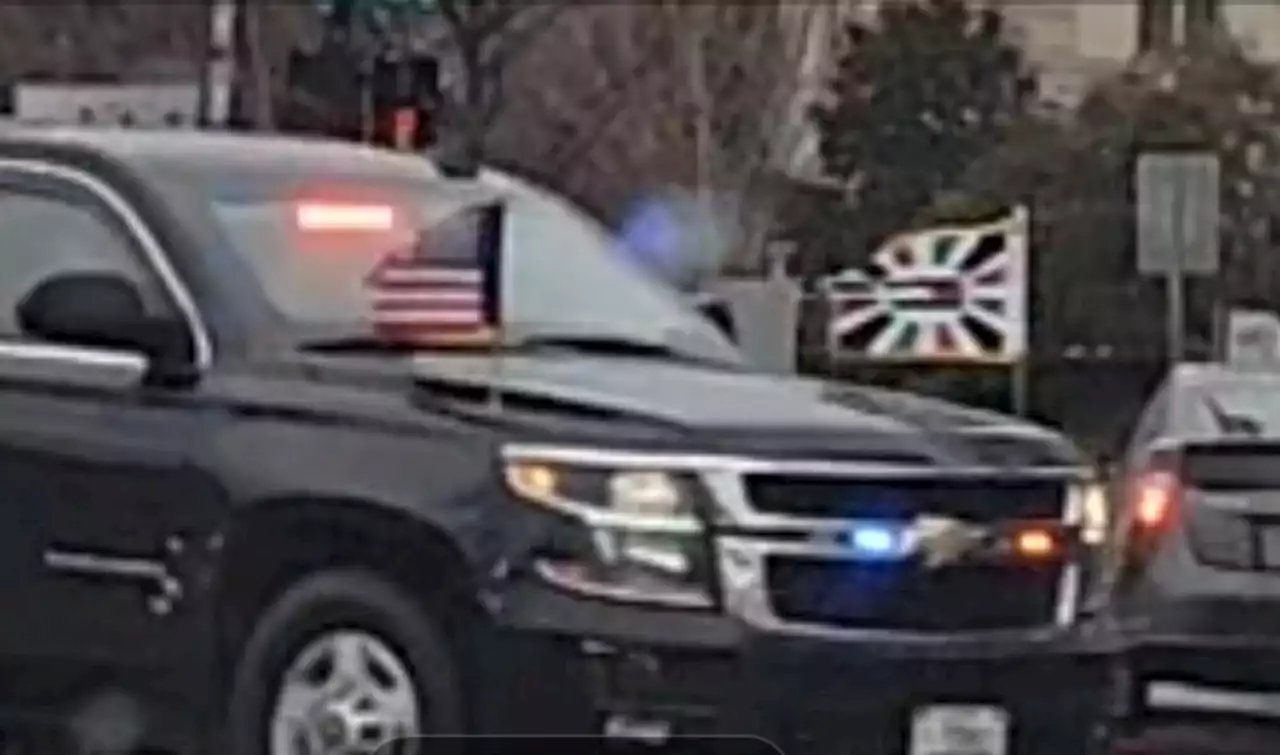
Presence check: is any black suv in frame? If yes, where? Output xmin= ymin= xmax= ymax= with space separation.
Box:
xmin=0 ymin=126 xmax=1116 ymax=755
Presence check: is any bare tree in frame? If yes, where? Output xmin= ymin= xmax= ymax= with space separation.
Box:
xmin=432 ymin=0 xmax=568 ymax=173
xmin=681 ymin=2 xmax=851 ymax=273
xmin=234 ymin=1 xmax=315 ymax=129
xmin=0 ymin=4 xmax=206 ymax=81
xmin=488 ymin=2 xmax=843 ymax=274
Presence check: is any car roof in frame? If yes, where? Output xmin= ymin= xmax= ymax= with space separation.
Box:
xmin=1167 ymin=361 xmax=1280 ymax=392
xmin=1144 ymin=362 xmax=1280 ymax=441
xmin=0 ymin=124 xmax=584 ymax=216
xmin=0 ymin=123 xmax=450 ymax=179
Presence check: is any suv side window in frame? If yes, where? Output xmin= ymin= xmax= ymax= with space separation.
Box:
xmin=0 ymin=178 xmax=172 ymax=346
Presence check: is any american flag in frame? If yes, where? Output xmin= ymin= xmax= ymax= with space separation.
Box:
xmin=365 ymin=202 xmax=503 ymax=344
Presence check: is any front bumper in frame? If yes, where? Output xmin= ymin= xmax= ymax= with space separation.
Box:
xmin=472 ymin=580 xmax=1124 ymax=755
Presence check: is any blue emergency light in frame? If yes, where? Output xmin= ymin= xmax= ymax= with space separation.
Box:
xmin=847 ymin=521 xmax=909 ymax=560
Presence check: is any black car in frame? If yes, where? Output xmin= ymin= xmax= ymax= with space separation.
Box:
xmin=1110 ymin=363 xmax=1280 ymax=726
xmin=0 ymin=126 xmax=1117 ymax=755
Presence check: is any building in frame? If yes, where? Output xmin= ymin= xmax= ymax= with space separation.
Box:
xmin=997 ymin=1 xmax=1280 ymax=106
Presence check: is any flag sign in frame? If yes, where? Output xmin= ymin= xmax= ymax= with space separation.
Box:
xmin=824 ymin=208 xmax=1028 ymax=363
xmin=365 ymin=202 xmax=503 ymax=345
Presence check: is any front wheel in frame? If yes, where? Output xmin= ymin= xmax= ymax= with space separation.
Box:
xmin=226 ymin=570 xmax=465 ymax=755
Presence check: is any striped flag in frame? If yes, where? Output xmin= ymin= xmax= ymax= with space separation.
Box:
xmin=824 ymin=207 xmax=1028 ymax=363
xmin=365 ymin=202 xmax=503 ymax=345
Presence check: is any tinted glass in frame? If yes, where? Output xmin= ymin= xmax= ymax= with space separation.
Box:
xmin=0 ymin=186 xmax=164 ymax=341
xmin=150 ymin=163 xmax=740 ymax=364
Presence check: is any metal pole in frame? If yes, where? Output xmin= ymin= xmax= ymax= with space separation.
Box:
xmin=1167 ymin=176 xmax=1186 ymax=365
xmin=1011 ymin=360 xmax=1030 ymax=417
xmin=196 ymin=0 xmax=214 ymax=126
xmin=1168 ymin=266 xmax=1186 ymax=364
xmin=200 ymin=0 xmax=238 ymax=128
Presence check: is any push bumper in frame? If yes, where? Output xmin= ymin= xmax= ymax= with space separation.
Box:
xmin=474 ymin=580 xmax=1124 ymax=755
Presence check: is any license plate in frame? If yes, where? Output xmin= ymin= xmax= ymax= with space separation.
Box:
xmin=909 ymin=705 xmax=1009 ymax=755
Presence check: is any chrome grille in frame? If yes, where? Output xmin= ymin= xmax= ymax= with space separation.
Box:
xmin=717 ymin=466 xmax=1085 ymax=636
xmin=500 ymin=443 xmax=1089 ymax=638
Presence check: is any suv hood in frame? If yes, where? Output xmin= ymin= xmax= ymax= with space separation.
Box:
xmin=410 ymin=353 xmax=1080 ymax=466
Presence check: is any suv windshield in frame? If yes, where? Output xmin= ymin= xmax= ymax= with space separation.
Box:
xmin=149 ymin=161 xmax=742 ymax=367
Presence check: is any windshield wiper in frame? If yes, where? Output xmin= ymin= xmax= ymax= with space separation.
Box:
xmin=1203 ymin=396 xmax=1264 ymax=437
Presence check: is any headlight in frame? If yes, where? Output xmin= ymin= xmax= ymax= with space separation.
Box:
xmin=503 ymin=449 xmax=715 ymax=608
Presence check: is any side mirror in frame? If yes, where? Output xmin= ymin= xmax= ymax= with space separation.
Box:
xmin=16 ymin=272 xmax=195 ymax=381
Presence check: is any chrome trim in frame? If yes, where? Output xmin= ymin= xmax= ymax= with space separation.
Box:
xmin=505 ymin=443 xmax=1088 ymax=636
xmin=0 ymin=343 xmax=145 ymax=370
xmin=502 ymin=444 xmax=1087 ymax=480
xmin=43 ymin=549 xmax=168 ymax=580
xmin=1147 ymin=681 xmax=1280 ymax=717
xmin=1056 ymin=481 xmax=1086 ymax=627
xmin=532 ymin=560 xmax=713 ymax=609
xmin=0 ymin=158 xmax=213 ymax=371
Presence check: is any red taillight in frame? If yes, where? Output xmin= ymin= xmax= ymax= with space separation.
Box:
xmin=1130 ymin=469 xmax=1180 ymax=532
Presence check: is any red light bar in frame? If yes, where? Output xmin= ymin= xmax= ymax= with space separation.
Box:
xmin=295 ymin=202 xmax=397 ymax=232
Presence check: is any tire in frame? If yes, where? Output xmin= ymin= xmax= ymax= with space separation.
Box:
xmin=225 ymin=569 xmax=465 ymax=755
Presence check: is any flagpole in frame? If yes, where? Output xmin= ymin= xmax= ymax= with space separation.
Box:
xmin=1011 ymin=359 xmax=1030 ymax=417
xmin=487 ymin=329 xmax=503 ymax=414
xmin=1012 ymin=205 xmax=1031 ymax=418
xmin=480 ymin=201 xmax=504 ymax=415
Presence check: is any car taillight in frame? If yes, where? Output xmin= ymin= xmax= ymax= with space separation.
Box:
xmin=1119 ymin=469 xmax=1181 ymax=577
xmin=1130 ymin=469 xmax=1180 ymax=533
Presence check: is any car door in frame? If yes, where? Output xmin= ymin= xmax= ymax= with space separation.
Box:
xmin=0 ymin=160 xmax=225 ymax=670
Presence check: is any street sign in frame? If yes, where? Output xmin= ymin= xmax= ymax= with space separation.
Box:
xmin=1136 ymin=152 xmax=1221 ymax=276
xmin=1136 ymin=152 xmax=1221 ymax=364
xmin=823 ymin=208 xmax=1029 ymax=364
